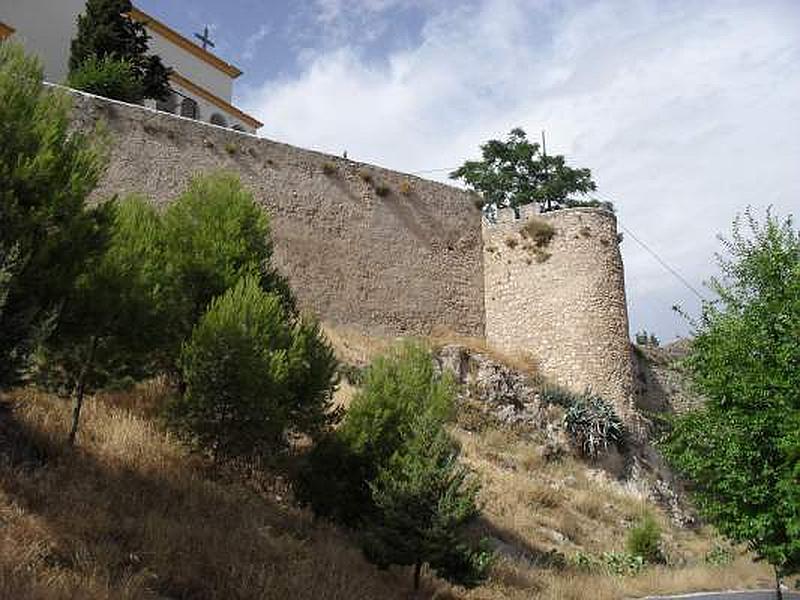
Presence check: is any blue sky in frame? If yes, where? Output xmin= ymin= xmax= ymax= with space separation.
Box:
xmin=137 ymin=0 xmax=800 ymax=342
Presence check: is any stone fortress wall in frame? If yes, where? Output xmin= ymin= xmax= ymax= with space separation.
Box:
xmin=482 ymin=205 xmax=636 ymax=416
xmin=68 ymin=90 xmax=634 ymax=416
xmin=69 ymin=91 xmax=486 ymax=338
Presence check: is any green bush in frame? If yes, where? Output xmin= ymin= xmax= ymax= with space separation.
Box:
xmin=67 ymin=55 xmax=145 ymax=103
xmin=169 ymin=276 xmax=337 ymax=457
xmin=540 ymin=384 xmax=578 ymax=408
xmin=572 ymin=550 xmax=645 ymax=576
xmin=626 ymin=513 xmax=663 ymax=564
xmin=339 ymin=342 xmax=455 ymax=468
xmin=563 ymin=391 xmax=624 ymax=459
xmin=296 ymin=342 xmax=456 ymax=524
xmin=160 ymin=172 xmax=296 ymax=362
xmin=602 ymin=551 xmax=646 ymax=576
xmin=364 ymin=411 xmax=492 ymax=590
xmin=705 ymin=543 xmax=734 ymax=566
xmin=69 ymin=0 xmax=171 ymax=101
xmin=0 ymin=42 xmax=108 ymax=387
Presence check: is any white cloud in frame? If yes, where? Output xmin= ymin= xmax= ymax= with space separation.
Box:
xmin=239 ymin=0 xmax=800 ymax=340
xmin=242 ymin=24 xmax=271 ymax=61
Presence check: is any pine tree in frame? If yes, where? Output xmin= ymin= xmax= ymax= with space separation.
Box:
xmin=69 ymin=0 xmax=171 ymax=101
xmin=0 ymin=42 xmax=108 ymax=388
xmin=363 ymin=412 xmax=493 ymax=591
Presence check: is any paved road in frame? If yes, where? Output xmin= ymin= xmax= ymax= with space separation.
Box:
xmin=646 ymin=592 xmax=800 ymax=600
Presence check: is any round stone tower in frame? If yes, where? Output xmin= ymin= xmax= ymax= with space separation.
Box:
xmin=482 ymin=205 xmax=636 ymax=421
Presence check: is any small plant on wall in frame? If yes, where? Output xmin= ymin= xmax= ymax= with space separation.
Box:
xmin=521 ymin=217 xmax=554 ymax=247
xmin=322 ymin=161 xmax=337 ymax=176
xmin=520 ymin=217 xmax=555 ymax=263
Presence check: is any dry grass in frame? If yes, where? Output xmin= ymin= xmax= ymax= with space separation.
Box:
xmin=0 ymin=377 xmax=783 ymax=600
xmin=0 ymin=388 xmax=442 ymax=600
xmin=520 ymin=217 xmax=555 ymax=248
xmin=427 ymin=326 xmax=540 ymax=377
xmin=320 ymin=323 xmax=540 ymax=379
xmin=321 ymin=324 xmax=396 ymax=367
xmin=453 ymin=424 xmax=775 ymax=599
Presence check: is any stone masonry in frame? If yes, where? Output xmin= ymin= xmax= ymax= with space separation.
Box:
xmin=68 ymin=90 xmax=485 ymax=338
xmin=67 ymin=89 xmax=636 ymax=421
xmin=482 ymin=205 xmax=636 ymax=418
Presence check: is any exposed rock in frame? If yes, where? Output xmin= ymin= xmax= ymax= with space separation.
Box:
xmin=436 ymin=344 xmax=697 ymax=527
xmin=436 ymin=344 xmax=544 ymax=427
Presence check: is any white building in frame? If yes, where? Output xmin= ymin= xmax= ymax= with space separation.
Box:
xmin=0 ymin=1 xmax=262 ymax=133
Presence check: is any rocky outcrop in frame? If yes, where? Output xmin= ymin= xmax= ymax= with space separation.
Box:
xmin=436 ymin=344 xmax=697 ymax=526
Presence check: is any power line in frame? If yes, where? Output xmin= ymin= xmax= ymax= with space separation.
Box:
xmin=589 ymin=190 xmax=707 ymax=302
xmin=406 ymin=158 xmax=706 ymax=304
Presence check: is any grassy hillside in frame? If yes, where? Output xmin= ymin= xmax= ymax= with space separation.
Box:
xmin=0 ymin=339 xmax=780 ymax=599
xmin=0 ymin=386 xmax=414 ymax=600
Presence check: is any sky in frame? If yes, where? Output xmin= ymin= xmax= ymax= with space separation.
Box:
xmin=137 ymin=0 xmax=800 ymax=342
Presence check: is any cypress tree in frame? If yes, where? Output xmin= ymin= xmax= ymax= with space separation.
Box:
xmin=69 ymin=0 xmax=171 ymax=101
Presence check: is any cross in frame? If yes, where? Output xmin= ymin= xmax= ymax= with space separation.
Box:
xmin=194 ymin=26 xmax=215 ymax=50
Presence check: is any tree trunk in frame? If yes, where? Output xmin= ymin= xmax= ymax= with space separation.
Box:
xmin=413 ymin=561 xmax=421 ymax=592
xmin=775 ymin=567 xmax=783 ymax=600
xmin=68 ymin=335 xmax=98 ymax=446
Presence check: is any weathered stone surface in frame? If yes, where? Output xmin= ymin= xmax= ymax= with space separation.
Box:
xmin=436 ymin=345 xmax=544 ymax=426
xmin=482 ymin=208 xmax=637 ymax=427
xmin=69 ymin=92 xmax=486 ymax=339
xmin=67 ymin=90 xmax=639 ymax=431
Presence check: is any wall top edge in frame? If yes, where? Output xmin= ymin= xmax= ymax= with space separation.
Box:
xmin=486 ymin=204 xmax=617 ymax=226
xmin=56 ymin=84 xmax=478 ymax=197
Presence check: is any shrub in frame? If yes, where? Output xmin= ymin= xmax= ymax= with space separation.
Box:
xmin=0 ymin=42 xmax=108 ymax=387
xmin=224 ymin=142 xmax=237 ymax=155
xmin=67 ymin=55 xmax=145 ymax=103
xmin=34 ymin=196 xmax=167 ymax=443
xmin=340 ymin=342 xmax=455 ymax=467
xmin=296 ymin=342 xmax=456 ymax=524
xmin=572 ymin=550 xmax=645 ymax=576
xmin=338 ymin=363 xmax=365 ymax=386
xmin=521 ymin=217 xmax=555 ymax=247
xmin=321 ymin=161 xmax=337 ymax=175
xmin=399 ymin=179 xmax=412 ymax=195
xmin=69 ymin=0 xmax=171 ymax=101
xmin=161 ymin=172 xmax=296 ymax=358
xmin=374 ymin=184 xmax=390 ymax=197
xmin=364 ymin=411 xmax=493 ymax=590
xmin=540 ymin=384 xmax=578 ymax=408
xmin=358 ymin=169 xmax=373 ymax=184
xmin=602 ymin=551 xmax=646 ymax=576
xmin=705 ymin=543 xmax=735 ymax=566
xmin=563 ymin=391 xmax=624 ymax=459
xmin=169 ymin=276 xmax=337 ymax=457
xmin=626 ymin=513 xmax=664 ymax=564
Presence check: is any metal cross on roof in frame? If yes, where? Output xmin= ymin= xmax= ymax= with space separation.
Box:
xmin=194 ymin=26 xmax=215 ymax=50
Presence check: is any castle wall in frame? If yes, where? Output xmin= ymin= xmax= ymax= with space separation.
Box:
xmin=68 ymin=92 xmax=485 ymax=337
xmin=482 ymin=206 xmax=636 ymax=416
xmin=66 ymin=90 xmax=637 ymax=420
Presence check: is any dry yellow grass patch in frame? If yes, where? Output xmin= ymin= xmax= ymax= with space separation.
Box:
xmin=453 ymin=423 xmax=775 ymax=600
xmin=0 ymin=388 xmax=441 ymax=599
xmin=321 ymin=323 xmax=396 ymax=366
xmin=427 ymin=325 xmax=540 ymax=377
